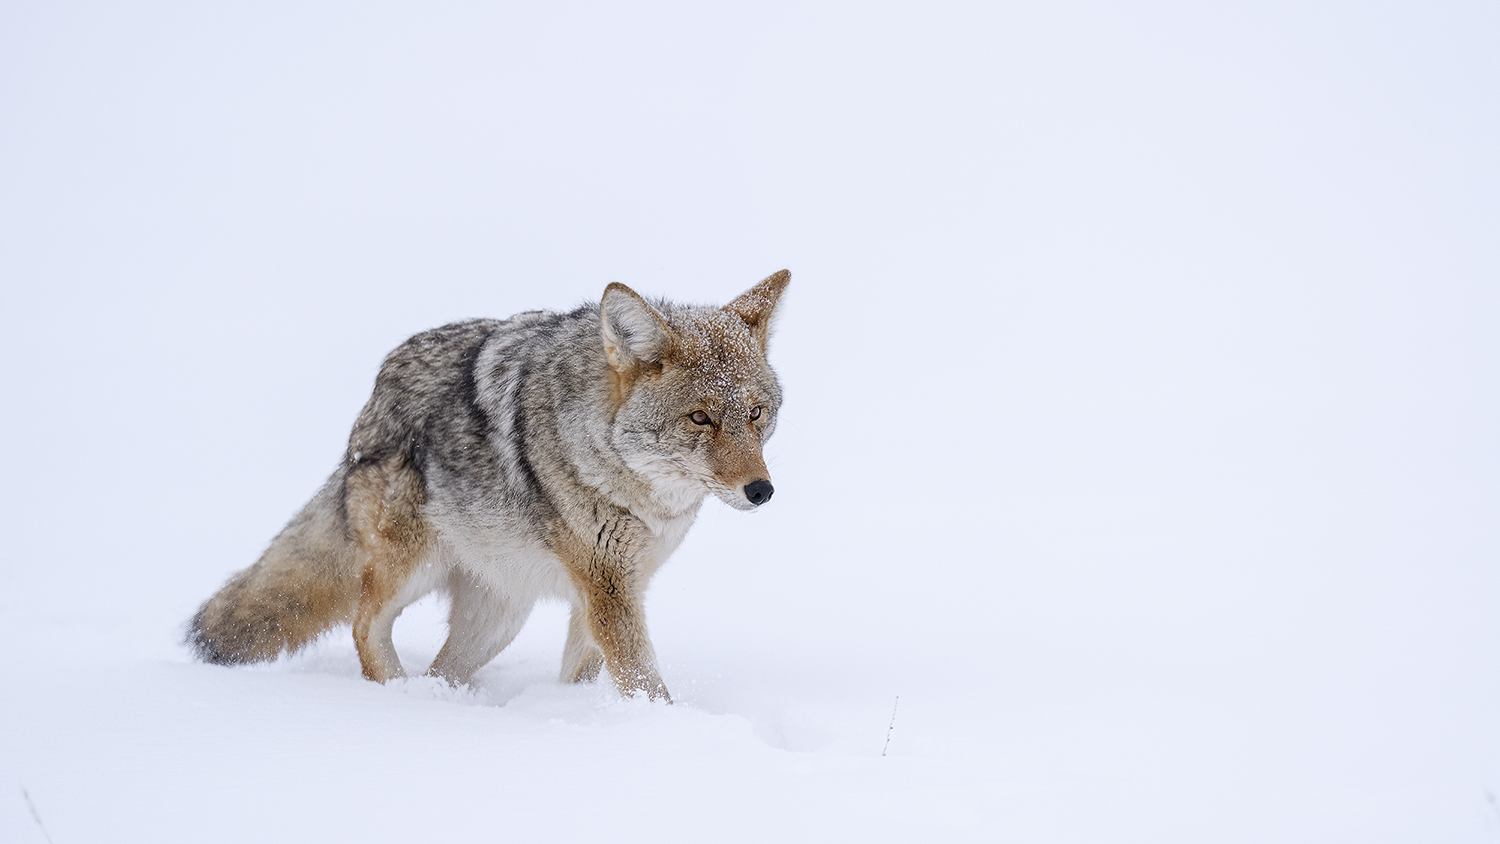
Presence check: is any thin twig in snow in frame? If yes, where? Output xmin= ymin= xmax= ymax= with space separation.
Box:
xmin=23 ymin=788 xmax=56 ymax=844
xmin=882 ymin=696 xmax=900 ymax=757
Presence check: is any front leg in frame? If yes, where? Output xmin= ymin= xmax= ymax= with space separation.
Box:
xmin=557 ymin=517 xmax=670 ymax=701
xmin=560 ymin=603 xmax=605 ymax=684
xmin=580 ymin=581 xmax=668 ymax=701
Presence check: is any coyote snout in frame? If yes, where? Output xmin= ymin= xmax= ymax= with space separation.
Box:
xmin=744 ymin=479 xmax=773 ymax=506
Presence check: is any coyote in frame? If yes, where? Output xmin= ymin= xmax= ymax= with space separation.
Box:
xmin=188 ymin=271 xmax=790 ymax=701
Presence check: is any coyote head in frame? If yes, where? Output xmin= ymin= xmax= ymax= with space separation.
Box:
xmin=601 ymin=270 xmax=789 ymax=513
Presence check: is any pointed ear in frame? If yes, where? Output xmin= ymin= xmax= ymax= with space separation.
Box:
xmin=600 ymin=282 xmax=674 ymax=371
xmin=723 ymin=269 xmax=790 ymax=350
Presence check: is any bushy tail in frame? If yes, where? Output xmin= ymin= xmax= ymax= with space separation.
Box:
xmin=187 ymin=474 xmax=360 ymax=664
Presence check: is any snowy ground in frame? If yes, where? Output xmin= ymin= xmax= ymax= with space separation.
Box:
xmin=3 ymin=2 xmax=1498 ymax=842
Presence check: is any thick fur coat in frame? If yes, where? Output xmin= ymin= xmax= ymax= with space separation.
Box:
xmin=188 ymin=271 xmax=789 ymax=700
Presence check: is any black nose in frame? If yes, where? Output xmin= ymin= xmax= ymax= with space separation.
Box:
xmin=743 ymin=479 xmax=774 ymax=506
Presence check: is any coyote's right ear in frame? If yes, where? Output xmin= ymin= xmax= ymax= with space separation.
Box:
xmin=600 ymin=283 xmax=674 ymax=371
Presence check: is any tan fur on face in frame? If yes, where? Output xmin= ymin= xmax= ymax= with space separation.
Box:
xmin=658 ymin=307 xmax=778 ymax=504
xmin=705 ymin=423 xmax=770 ymax=490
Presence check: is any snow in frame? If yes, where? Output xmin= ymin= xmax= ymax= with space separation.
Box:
xmin=3 ymin=1 xmax=1499 ymax=842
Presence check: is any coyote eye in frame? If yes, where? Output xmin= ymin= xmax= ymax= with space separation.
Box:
xmin=749 ymin=406 xmax=763 ymax=421
xmin=689 ymin=411 xmax=713 ymax=425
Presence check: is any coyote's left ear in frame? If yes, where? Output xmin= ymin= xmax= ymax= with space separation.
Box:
xmin=724 ymin=269 xmax=790 ymax=351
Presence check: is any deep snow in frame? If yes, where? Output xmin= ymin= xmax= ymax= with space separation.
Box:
xmin=3 ymin=1 xmax=1498 ymax=841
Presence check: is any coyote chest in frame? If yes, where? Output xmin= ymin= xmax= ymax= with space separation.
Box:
xmin=188 ymin=271 xmax=790 ymax=701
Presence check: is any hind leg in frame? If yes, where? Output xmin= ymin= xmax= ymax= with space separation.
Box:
xmin=346 ymin=461 xmax=432 ymax=683
xmin=353 ymin=559 xmax=441 ymax=682
xmin=426 ymin=570 xmax=533 ymax=686
xmin=351 ymin=544 xmax=431 ymax=683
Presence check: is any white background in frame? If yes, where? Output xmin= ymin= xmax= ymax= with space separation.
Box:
xmin=2 ymin=1 xmax=1497 ymax=841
